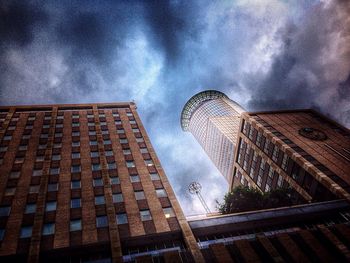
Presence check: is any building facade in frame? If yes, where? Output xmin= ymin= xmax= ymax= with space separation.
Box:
xmin=181 ymin=90 xmax=244 ymax=183
xmin=0 ymin=103 xmax=203 ymax=262
xmin=233 ymin=109 xmax=350 ymax=203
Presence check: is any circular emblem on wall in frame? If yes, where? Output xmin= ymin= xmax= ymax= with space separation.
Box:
xmin=298 ymin=127 xmax=327 ymax=141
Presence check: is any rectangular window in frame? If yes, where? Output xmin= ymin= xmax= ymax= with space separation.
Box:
xmin=108 ymin=162 xmax=116 ymax=170
xmin=72 ymin=115 xmax=79 ymax=119
xmin=130 ymin=120 xmax=136 ymax=124
xmin=263 ymin=139 xmax=270 ymax=154
xmin=103 ymin=140 xmax=111 ymax=145
xmin=24 ymin=203 xmax=36 ymax=214
xmin=130 ymin=175 xmax=140 ymax=183
xmin=36 ymin=155 xmax=44 ymax=162
xmin=123 ymin=149 xmax=131 ymax=155
xmin=0 ymin=229 xmax=4 ymax=241
xmin=19 ymin=145 xmax=28 ymax=151
xmin=52 ymin=154 xmax=61 ymax=161
xmin=116 ymin=213 xmax=128 ymax=225
xmin=72 ymin=131 xmax=80 ymax=136
xmin=144 ymin=160 xmax=154 ymax=166
xmin=71 ymin=198 xmax=81 ymax=209
xmin=5 ymin=187 xmax=16 ymax=196
xmin=20 ymin=226 xmax=32 ymax=238
xmin=163 ymin=207 xmax=175 ymax=218
xmin=132 ymin=128 xmax=140 ymax=133
xmin=71 ymin=165 xmax=81 ymax=173
xmin=29 ymin=185 xmax=39 ymax=194
xmin=10 ymin=171 xmax=21 ymax=179
xmin=117 ymin=129 xmax=125 ymax=134
xmin=71 ymin=180 xmax=81 ymax=189
xmin=277 ymin=175 xmax=283 ymax=187
xmin=115 ymin=120 xmax=122 ymax=125
xmin=3 ymin=135 xmax=12 ymax=140
xmin=92 ymin=163 xmax=101 ymax=171
xmin=126 ymin=161 xmax=135 ymax=168
xmin=50 ymin=168 xmax=60 ymax=175
xmin=45 ymin=201 xmax=57 ymax=212
xmin=134 ymin=191 xmax=145 ymax=200
xmin=93 ymin=178 xmax=103 ymax=187
xmin=22 ymin=135 xmax=31 ymax=139
xmin=72 ymin=141 xmax=80 ymax=147
xmin=54 ymin=143 xmax=62 ymax=148
xmin=136 ymin=138 xmax=144 ymax=143
xmin=119 ymin=139 xmax=128 ymax=144
xmin=0 ymin=206 xmax=11 ymax=217
xmin=90 ymin=151 xmax=99 ymax=158
xmin=72 ymin=152 xmax=80 ymax=159
xmin=126 ymin=113 xmax=133 ymax=117
xmin=89 ymin=131 xmax=96 ymax=136
xmin=90 ymin=140 xmax=98 ymax=146
xmin=38 ymin=144 xmax=47 ymax=149
xmin=101 ymin=130 xmax=109 ymax=135
xmin=70 ymin=219 xmax=82 ymax=232
xmin=110 ymin=177 xmax=120 ymax=185
xmin=56 ymin=124 xmax=63 ymax=128
xmin=272 ymin=146 xmax=279 ymax=162
xmin=140 ymin=210 xmax=152 ymax=221
xmin=113 ymin=193 xmax=123 ymax=203
xmin=140 ymin=148 xmax=148 ymax=154
xmin=48 ymin=183 xmax=58 ymax=192
xmin=96 ymin=216 xmax=108 ymax=228
xmin=105 ymin=150 xmax=113 ymax=156
xmin=95 ymin=195 xmax=105 ymax=205
xmin=42 ymin=223 xmax=55 ymax=236
xmin=156 ymin=189 xmax=167 ymax=198
xmin=281 ymin=154 xmax=289 ymax=171
xmin=150 ymin=173 xmax=160 ymax=181
xmin=88 ymin=122 xmax=95 ymax=127
xmin=14 ymin=157 xmax=24 ymax=163
xmin=72 ymin=123 xmax=80 ymax=127
xmin=55 ymin=133 xmax=62 ymax=138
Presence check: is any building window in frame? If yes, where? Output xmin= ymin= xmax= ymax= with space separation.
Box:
xmin=102 ymin=130 xmax=109 ymax=135
xmin=95 ymin=195 xmax=105 ymax=205
xmin=3 ymin=135 xmax=12 ymax=140
xmin=44 ymin=116 xmax=51 ymax=120
xmin=5 ymin=187 xmax=16 ymax=196
xmin=72 ymin=131 xmax=80 ymax=136
xmin=108 ymin=162 xmax=117 ymax=170
xmin=90 ymin=151 xmax=99 ymax=158
xmin=120 ymin=139 xmax=128 ymax=144
xmin=130 ymin=175 xmax=140 ymax=183
xmin=32 ymin=169 xmax=42 ymax=177
xmin=28 ymin=116 xmax=36 ymax=121
xmin=272 ymin=146 xmax=279 ymax=162
xmin=72 ymin=152 xmax=80 ymax=159
xmin=36 ymin=155 xmax=44 ymax=162
xmin=115 ymin=120 xmax=122 ymax=125
xmin=48 ymin=183 xmax=58 ymax=192
xmin=126 ymin=113 xmax=133 ymax=117
xmin=87 ymin=114 xmax=94 ymax=118
xmin=123 ymin=149 xmax=131 ymax=155
xmin=50 ymin=168 xmax=60 ymax=175
xmin=29 ymin=185 xmax=39 ymax=194
xmin=0 ymin=229 xmax=4 ymax=241
xmin=89 ymin=131 xmax=96 ymax=136
xmin=140 ymin=148 xmax=148 ymax=154
xmin=277 ymin=175 xmax=283 ymax=187
xmin=136 ymin=138 xmax=144 ymax=143
xmin=103 ymin=140 xmax=111 ymax=145
xmin=70 ymin=219 xmax=82 ymax=232
xmin=126 ymin=161 xmax=135 ymax=168
xmin=140 ymin=210 xmax=152 ymax=221
xmin=105 ymin=150 xmax=113 ymax=156
xmin=43 ymin=124 xmax=50 ymax=129
xmin=150 ymin=173 xmax=160 ymax=181
xmin=113 ymin=193 xmax=123 ymax=203
xmin=156 ymin=189 xmax=167 ymax=198
xmin=92 ymin=163 xmax=101 ymax=171
xmin=24 ymin=203 xmax=36 ymax=215
xmin=19 ymin=145 xmax=28 ymax=151
xmin=0 ymin=206 xmax=11 ymax=217
xmin=134 ymin=191 xmax=145 ymax=200
xmin=72 ymin=123 xmax=80 ymax=127
xmin=116 ymin=213 xmax=128 ymax=225
xmin=248 ymin=128 xmax=254 ymax=140
xmin=10 ymin=171 xmax=21 ymax=179
xmin=90 ymin=140 xmax=98 ymax=146
xmin=263 ymin=139 xmax=270 ymax=154
xmin=132 ymin=128 xmax=140 ymax=133
xmin=93 ymin=178 xmax=103 ymax=187
xmin=54 ymin=143 xmax=62 ymax=148
xmin=117 ymin=129 xmax=125 ymax=134
xmin=71 ymin=180 xmax=81 ymax=189
xmin=130 ymin=120 xmax=136 ymax=125
xmin=281 ymin=154 xmax=289 ymax=171
xmin=42 ymin=223 xmax=55 ymax=236
xmin=72 ymin=141 xmax=80 ymax=147
xmin=55 ymin=133 xmax=63 ymax=138
xmin=20 ymin=226 xmax=33 ymax=238
xmin=52 ymin=154 xmax=61 ymax=161
xmin=56 ymin=124 xmax=63 ymax=128
xmin=71 ymin=165 xmax=81 ymax=173
xmin=45 ymin=201 xmax=57 ymax=212
xmin=71 ymin=198 xmax=81 ymax=209
xmin=110 ymin=177 xmax=120 ymax=185
xmin=56 ymin=116 xmax=63 ymax=120
xmin=38 ymin=144 xmax=47 ymax=149
xmin=22 ymin=135 xmax=31 ymax=139
xmin=14 ymin=157 xmax=24 ymax=164
xmin=88 ymin=122 xmax=95 ymax=127
xmin=0 ymin=146 xmax=8 ymax=152
xmin=96 ymin=216 xmax=108 ymax=228
xmin=163 ymin=207 xmax=175 ymax=218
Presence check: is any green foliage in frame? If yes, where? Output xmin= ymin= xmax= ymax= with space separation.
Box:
xmin=216 ymin=186 xmax=294 ymax=214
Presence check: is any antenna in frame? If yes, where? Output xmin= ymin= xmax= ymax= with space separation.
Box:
xmin=188 ymin=182 xmax=211 ymax=214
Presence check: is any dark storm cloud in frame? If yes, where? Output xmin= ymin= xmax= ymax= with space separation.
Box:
xmin=0 ymin=1 xmax=47 ymax=47
xmin=248 ymin=0 xmax=350 ymax=127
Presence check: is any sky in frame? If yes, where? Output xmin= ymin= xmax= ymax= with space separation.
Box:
xmin=1 ymin=0 xmax=349 ymax=215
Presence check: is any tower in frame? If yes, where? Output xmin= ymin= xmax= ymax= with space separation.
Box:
xmin=181 ymin=90 xmax=244 ymax=184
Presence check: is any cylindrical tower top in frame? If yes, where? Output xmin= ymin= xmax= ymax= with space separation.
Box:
xmin=180 ymin=90 xmax=243 ymax=131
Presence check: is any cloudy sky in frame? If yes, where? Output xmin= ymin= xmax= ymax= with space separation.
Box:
xmin=1 ymin=0 xmax=349 ymax=215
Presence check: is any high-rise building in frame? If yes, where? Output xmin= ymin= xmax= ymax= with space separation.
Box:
xmin=0 ymin=103 xmax=203 ymax=262
xmin=233 ymin=109 xmax=350 ymax=203
xmin=181 ymin=90 xmax=244 ymax=183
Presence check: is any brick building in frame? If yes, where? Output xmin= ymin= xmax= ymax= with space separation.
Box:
xmin=0 ymin=103 xmax=203 ymax=262
xmin=233 ymin=109 xmax=350 ymax=203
